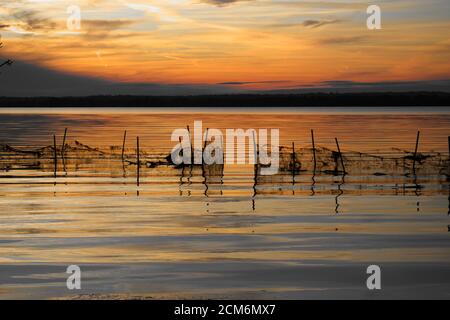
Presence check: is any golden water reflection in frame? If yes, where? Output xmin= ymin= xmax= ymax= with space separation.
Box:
xmin=0 ymin=110 xmax=449 ymax=298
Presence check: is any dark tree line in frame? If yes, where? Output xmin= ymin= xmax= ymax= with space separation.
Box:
xmin=0 ymin=92 xmax=449 ymax=107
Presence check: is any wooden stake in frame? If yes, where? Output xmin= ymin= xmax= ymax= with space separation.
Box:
xmin=252 ymin=130 xmax=258 ymax=164
xmin=311 ymin=129 xmax=317 ymax=173
xmin=448 ymin=136 xmax=450 ymax=159
xmin=447 ymin=136 xmax=450 ymax=176
xmin=413 ymin=131 xmax=420 ymax=173
xmin=61 ymin=128 xmax=67 ymax=157
xmin=221 ymin=135 xmax=225 ymax=165
xmin=122 ymin=130 xmax=127 ymax=161
xmin=202 ymin=128 xmax=209 ymax=180
xmin=187 ymin=125 xmax=193 ymax=165
xmin=136 ymin=136 xmax=140 ymax=186
xmin=203 ymin=128 xmax=209 ymax=150
xmin=53 ymin=134 xmax=57 ymax=178
xmin=292 ymin=142 xmax=296 ymax=176
xmin=252 ymin=130 xmax=258 ymax=182
xmin=203 ymin=128 xmax=209 ymax=165
xmin=335 ymin=138 xmax=346 ymax=174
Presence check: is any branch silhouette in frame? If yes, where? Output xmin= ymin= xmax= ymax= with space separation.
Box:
xmin=0 ymin=37 xmax=13 ymax=70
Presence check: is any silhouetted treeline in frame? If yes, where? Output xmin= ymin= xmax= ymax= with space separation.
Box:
xmin=0 ymin=92 xmax=449 ymax=107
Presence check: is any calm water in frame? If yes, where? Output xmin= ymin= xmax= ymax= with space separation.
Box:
xmin=0 ymin=107 xmax=449 ymax=299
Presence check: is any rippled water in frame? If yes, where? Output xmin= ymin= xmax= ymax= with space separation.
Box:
xmin=0 ymin=107 xmax=449 ymax=299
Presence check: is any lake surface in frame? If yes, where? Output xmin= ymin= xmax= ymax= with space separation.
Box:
xmin=0 ymin=107 xmax=449 ymax=299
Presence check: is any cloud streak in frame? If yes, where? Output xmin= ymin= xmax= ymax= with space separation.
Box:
xmin=302 ymin=19 xmax=340 ymax=28
xmin=200 ymin=0 xmax=249 ymax=7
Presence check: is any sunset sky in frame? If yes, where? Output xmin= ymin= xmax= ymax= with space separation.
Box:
xmin=0 ymin=0 xmax=449 ymax=95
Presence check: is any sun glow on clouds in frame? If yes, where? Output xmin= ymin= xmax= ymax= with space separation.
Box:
xmin=0 ymin=0 xmax=449 ymax=89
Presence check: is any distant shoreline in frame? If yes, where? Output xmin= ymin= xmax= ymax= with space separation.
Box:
xmin=0 ymin=92 xmax=449 ymax=107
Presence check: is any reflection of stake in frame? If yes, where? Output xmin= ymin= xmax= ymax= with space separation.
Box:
xmin=310 ymin=174 xmax=316 ymax=196
xmin=412 ymin=131 xmax=420 ymax=174
xmin=335 ymin=175 xmax=345 ymax=214
xmin=252 ymin=131 xmax=258 ymax=211
xmin=413 ymin=174 xmax=421 ymax=212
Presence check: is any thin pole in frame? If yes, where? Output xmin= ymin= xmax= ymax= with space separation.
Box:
xmin=311 ymin=129 xmax=317 ymax=173
xmin=335 ymin=138 xmax=346 ymax=174
xmin=252 ymin=130 xmax=258 ymax=164
xmin=61 ymin=128 xmax=67 ymax=157
xmin=221 ymin=135 xmax=225 ymax=165
xmin=121 ymin=130 xmax=127 ymax=161
xmin=203 ymin=128 xmax=209 ymax=165
xmin=187 ymin=125 xmax=193 ymax=165
xmin=448 ymin=136 xmax=450 ymax=159
xmin=252 ymin=130 xmax=258 ymax=182
xmin=203 ymin=128 xmax=209 ymax=150
xmin=53 ymin=134 xmax=57 ymax=178
xmin=136 ymin=136 xmax=140 ymax=187
xmin=292 ymin=142 xmax=296 ymax=176
xmin=202 ymin=128 xmax=209 ymax=182
xmin=447 ymin=136 xmax=449 ymax=177
xmin=413 ymin=131 xmax=420 ymax=173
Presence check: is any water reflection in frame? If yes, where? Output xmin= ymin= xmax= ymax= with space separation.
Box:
xmin=310 ymin=174 xmax=316 ymax=196
xmin=1 ymin=111 xmax=450 ymax=299
xmin=334 ymin=174 xmax=345 ymax=214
